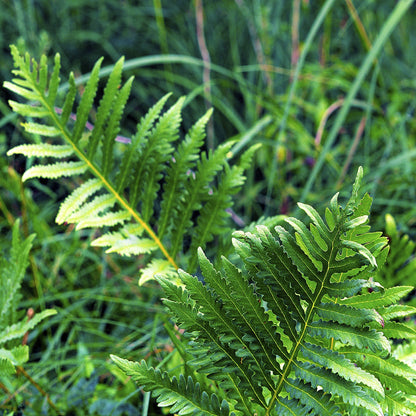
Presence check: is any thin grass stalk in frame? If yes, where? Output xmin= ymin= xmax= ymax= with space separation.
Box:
xmin=265 ymin=0 xmax=336 ymax=216
xmin=299 ymin=0 xmax=414 ymax=205
xmin=194 ymin=0 xmax=214 ymax=149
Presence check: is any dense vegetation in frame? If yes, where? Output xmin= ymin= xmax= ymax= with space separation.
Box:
xmin=1 ymin=1 xmax=415 ymax=415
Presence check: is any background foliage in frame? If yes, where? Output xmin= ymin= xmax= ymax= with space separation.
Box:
xmin=1 ymin=1 xmax=415 ymax=414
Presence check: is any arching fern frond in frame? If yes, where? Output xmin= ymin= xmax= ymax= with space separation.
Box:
xmin=112 ymin=168 xmax=416 ymax=415
xmin=5 ymin=46 xmax=255 ymax=280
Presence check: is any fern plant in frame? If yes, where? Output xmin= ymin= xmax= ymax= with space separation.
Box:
xmin=4 ymin=45 xmax=256 ymax=281
xmin=0 ymin=221 xmax=56 ymax=377
xmin=111 ymin=168 xmax=416 ymax=415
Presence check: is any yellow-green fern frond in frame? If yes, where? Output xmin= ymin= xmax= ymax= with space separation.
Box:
xmin=5 ymin=46 xmax=256 ymax=281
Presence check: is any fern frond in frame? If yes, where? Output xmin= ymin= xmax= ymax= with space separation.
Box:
xmin=87 ymin=56 xmax=124 ymax=159
xmin=66 ymin=194 xmax=117 ymax=224
xmin=278 ymin=379 xmax=340 ymax=416
xmin=158 ymin=274 xmax=269 ymax=408
xmin=6 ymin=46 xmax=254 ymax=281
xmin=299 ymin=342 xmax=384 ymax=396
xmin=20 ymin=122 xmax=62 ymax=137
xmin=0 ymin=357 xmax=18 ymax=375
xmin=131 ymin=96 xmax=185 ymax=222
xmin=315 ymin=303 xmax=383 ymax=328
xmin=0 ymin=222 xmax=56 ymax=375
xmin=293 ymin=362 xmax=382 ymax=415
xmin=56 ymin=178 xmax=102 ymax=224
xmin=323 ymin=278 xmax=383 ymax=298
xmin=114 ymin=168 xmax=416 ymax=415
xmin=72 ymin=57 xmax=103 ymax=144
xmin=307 ymin=321 xmax=390 ymax=354
xmin=378 ymin=321 xmax=416 ymax=340
xmin=383 ymin=391 xmax=416 ymax=416
xmin=377 ymin=304 xmax=416 ymax=320
xmin=116 ymin=93 xmax=171 ymax=194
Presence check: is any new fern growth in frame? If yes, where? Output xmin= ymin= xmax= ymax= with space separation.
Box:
xmin=5 ymin=46 xmax=256 ymax=282
xmin=112 ymin=168 xmax=416 ymax=415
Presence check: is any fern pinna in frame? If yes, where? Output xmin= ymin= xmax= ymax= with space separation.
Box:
xmin=112 ymin=168 xmax=416 ymax=415
xmin=5 ymin=46 xmax=255 ymax=281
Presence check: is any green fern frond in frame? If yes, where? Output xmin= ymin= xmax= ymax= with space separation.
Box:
xmin=0 ymin=221 xmax=56 ymax=375
xmin=383 ymin=391 xmax=416 ymax=416
xmin=315 ymin=302 xmax=384 ymax=327
xmin=5 ymin=46 xmax=255 ymax=280
xmin=299 ymin=342 xmax=384 ymax=396
xmin=0 ymin=356 xmax=19 ymax=375
xmin=113 ymin=168 xmax=416 ymax=415
xmin=377 ymin=304 xmax=416 ymax=320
